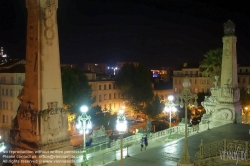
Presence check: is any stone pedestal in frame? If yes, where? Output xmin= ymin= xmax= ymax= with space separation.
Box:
xmin=9 ymin=103 xmax=73 ymax=166
xmin=178 ymin=163 xmax=194 ymax=166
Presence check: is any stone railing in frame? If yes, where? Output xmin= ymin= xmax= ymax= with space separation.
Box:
xmin=194 ymin=139 xmax=250 ymax=166
xmin=74 ymin=124 xmax=201 ymax=165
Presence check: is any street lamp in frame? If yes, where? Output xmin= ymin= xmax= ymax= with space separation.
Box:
xmin=116 ymin=109 xmax=127 ymax=166
xmin=76 ymin=105 xmax=92 ymax=166
xmin=0 ymin=136 xmax=5 ymax=152
xmin=176 ymin=77 xmax=198 ymax=166
xmin=164 ymin=95 xmax=177 ymax=139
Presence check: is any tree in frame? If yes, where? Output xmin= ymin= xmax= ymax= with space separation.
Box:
xmin=199 ymin=48 xmax=222 ymax=82
xmin=116 ymin=63 xmax=154 ymax=112
xmin=144 ymin=94 xmax=165 ymax=119
xmin=61 ymin=66 xmax=94 ymax=115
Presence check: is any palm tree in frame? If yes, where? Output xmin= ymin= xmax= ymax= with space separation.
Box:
xmin=199 ymin=48 xmax=222 ymax=83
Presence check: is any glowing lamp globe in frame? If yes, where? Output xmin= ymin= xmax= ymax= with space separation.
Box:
xmin=80 ymin=106 xmax=88 ymax=113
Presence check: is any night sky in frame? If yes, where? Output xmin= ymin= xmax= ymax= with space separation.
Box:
xmin=0 ymin=0 xmax=250 ymax=68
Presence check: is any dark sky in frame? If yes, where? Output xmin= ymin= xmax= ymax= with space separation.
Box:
xmin=0 ymin=0 xmax=250 ymax=68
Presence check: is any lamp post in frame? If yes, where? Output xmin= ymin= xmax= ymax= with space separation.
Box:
xmin=0 ymin=136 xmax=6 ymax=152
xmin=164 ymin=95 xmax=177 ymax=139
xmin=116 ymin=109 xmax=127 ymax=166
xmin=76 ymin=106 xmax=92 ymax=166
xmin=176 ymin=77 xmax=198 ymax=166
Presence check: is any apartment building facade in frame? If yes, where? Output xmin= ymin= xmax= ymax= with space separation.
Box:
xmin=88 ymin=79 xmax=124 ymax=114
xmin=0 ymin=59 xmax=25 ymax=141
xmin=238 ymin=65 xmax=250 ymax=91
xmin=173 ymin=63 xmax=250 ymax=94
xmin=173 ymin=63 xmax=214 ymax=94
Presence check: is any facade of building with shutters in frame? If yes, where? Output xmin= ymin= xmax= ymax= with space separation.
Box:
xmin=0 ymin=59 xmax=25 ymax=141
xmin=172 ymin=63 xmax=214 ymax=94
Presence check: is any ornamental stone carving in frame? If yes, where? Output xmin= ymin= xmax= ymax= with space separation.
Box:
xmin=44 ymin=6 xmax=55 ymax=46
xmin=216 ymin=108 xmax=233 ymax=121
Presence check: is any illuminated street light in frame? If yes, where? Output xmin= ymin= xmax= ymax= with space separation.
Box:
xmin=176 ymin=77 xmax=198 ymax=166
xmin=164 ymin=95 xmax=177 ymax=139
xmin=0 ymin=136 xmax=5 ymax=152
xmin=76 ymin=105 xmax=92 ymax=166
xmin=116 ymin=109 xmax=127 ymax=166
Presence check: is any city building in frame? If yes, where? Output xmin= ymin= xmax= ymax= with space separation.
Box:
xmin=89 ymin=80 xmax=124 ymax=114
xmin=238 ymin=65 xmax=250 ymax=91
xmin=84 ymin=63 xmax=107 ymax=74
xmin=0 ymin=59 xmax=25 ymax=141
xmin=173 ymin=62 xmax=250 ymax=95
xmin=151 ymin=68 xmax=172 ymax=83
xmin=172 ymin=62 xmax=214 ymax=94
